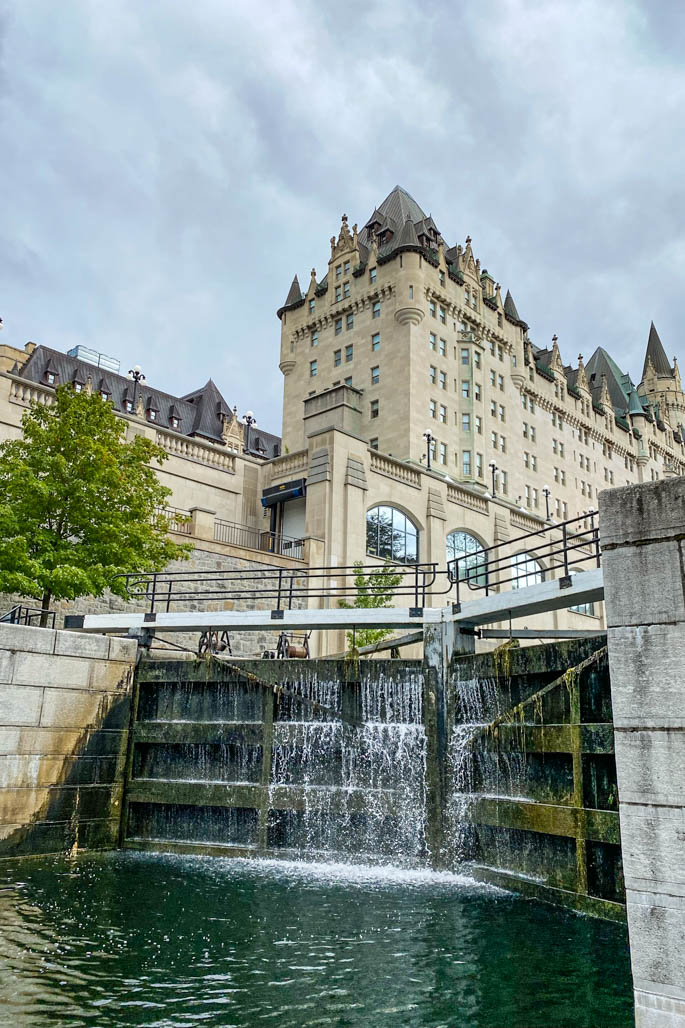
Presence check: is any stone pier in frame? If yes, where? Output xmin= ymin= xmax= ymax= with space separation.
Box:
xmin=600 ymin=478 xmax=685 ymax=1028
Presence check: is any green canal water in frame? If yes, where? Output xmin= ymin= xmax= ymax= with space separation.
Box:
xmin=0 ymin=852 xmax=633 ymax=1027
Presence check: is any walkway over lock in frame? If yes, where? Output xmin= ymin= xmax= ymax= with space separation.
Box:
xmin=64 ymin=512 xmax=604 ymax=637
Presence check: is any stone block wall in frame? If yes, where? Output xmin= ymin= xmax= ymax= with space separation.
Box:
xmin=0 ymin=544 xmax=308 ymax=660
xmin=0 ymin=623 xmax=137 ymax=857
xmin=600 ymin=477 xmax=685 ymax=1028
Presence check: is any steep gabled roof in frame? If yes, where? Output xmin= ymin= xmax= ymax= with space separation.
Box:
xmin=397 ymin=215 xmax=419 ymax=247
xmin=377 ymin=185 xmax=427 ymax=226
xmin=642 ymin=321 xmax=672 ymax=379
xmin=182 ymin=378 xmax=231 ymax=443
xmin=284 ymin=274 xmax=302 ymax=307
xmin=586 ymin=346 xmax=634 ymax=412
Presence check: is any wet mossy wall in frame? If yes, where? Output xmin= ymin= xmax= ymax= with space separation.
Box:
xmin=447 ymin=636 xmax=625 ymax=920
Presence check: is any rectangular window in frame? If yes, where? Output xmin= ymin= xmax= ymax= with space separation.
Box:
xmin=462 ymin=381 xmax=470 ymax=399
xmin=309 ymin=299 xmax=315 ymax=313
xmin=346 ymin=313 xmax=354 ymax=331
xmin=371 ymin=365 xmax=380 ymax=385
xmin=370 ymin=399 xmax=379 ymax=419
xmin=465 ymin=287 xmax=470 ymax=305
xmin=439 ymin=306 xmax=446 ymax=325
xmin=430 ymin=332 xmax=437 ymax=351
xmin=523 ymin=422 xmax=528 ymax=438
xmin=462 ymin=413 xmax=471 ymax=432
xmin=532 ymin=487 xmax=539 ymax=509
xmin=370 ymin=437 xmax=378 ymax=450
xmin=498 ymin=374 xmax=504 ymax=391
xmin=311 ymin=331 xmax=318 ymax=347
xmin=439 ymin=338 xmax=447 ymax=357
xmin=531 ymin=455 xmax=537 ymax=471
xmin=345 ymin=344 xmax=353 ymax=362
xmin=344 ymin=260 xmax=350 ymax=275
xmin=472 ymin=290 xmax=478 ymax=310
xmin=491 ymin=431 xmax=498 ymax=448
xmin=490 ymin=370 xmax=496 ymax=386
xmin=369 ymin=267 xmax=377 ymax=284
xmin=344 ymin=376 xmax=352 ymax=386
xmin=429 ymin=300 xmax=436 ymax=318
xmin=475 ymin=415 xmax=482 ymax=434
xmin=500 ymin=470 xmax=508 ymax=495
xmin=490 ymin=400 xmax=497 ymax=417
xmin=524 ymin=451 xmax=530 ymax=468
xmin=430 ymin=366 xmax=437 ymax=385
xmin=335 ymin=285 xmax=342 ymax=302
xmin=439 ymin=270 xmax=445 ymax=287
xmin=439 ymin=371 xmax=447 ymax=390
xmin=336 ymin=264 xmax=342 ymax=280
xmin=474 ymin=350 xmax=481 ymax=368
xmin=310 ymin=360 xmax=317 ymax=377
xmin=372 ymin=301 xmax=381 ymax=318
xmin=439 ymin=404 xmax=447 ymax=423
xmin=462 ymin=450 xmax=471 ymax=475
xmin=343 ymin=281 xmax=350 ymax=298
xmin=530 ymin=426 xmax=536 ymax=442
xmin=490 ymin=340 xmax=496 ymax=356
xmin=461 ymin=348 xmax=469 ymax=364
xmin=559 ymin=442 xmax=565 ymax=458
xmin=335 ymin=318 xmax=342 ymax=335
xmin=430 ymin=399 xmax=437 ymax=419
xmin=409 ymin=285 xmax=414 ymax=299
xmin=525 ymin=485 xmax=531 ymax=508
xmin=474 ymin=383 xmax=481 ymax=401
xmin=530 ymin=398 xmax=536 ymax=413
xmin=371 ymin=332 xmax=380 ymax=351
xmin=500 ymin=435 xmax=506 ymax=453
xmin=440 ymin=442 xmax=447 ymax=465
xmin=499 ymin=404 xmax=505 ymax=422
xmin=334 ymin=349 xmax=342 ymax=367
xmin=476 ymin=453 xmax=483 ymax=478
xmin=498 ymin=345 xmax=503 ymax=362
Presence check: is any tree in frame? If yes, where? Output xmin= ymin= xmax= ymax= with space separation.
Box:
xmin=0 ymin=385 xmax=192 ymax=624
xmin=339 ymin=561 xmax=404 ymax=653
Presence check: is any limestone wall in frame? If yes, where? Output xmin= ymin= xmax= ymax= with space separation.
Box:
xmin=600 ymin=477 xmax=685 ymax=1028
xmin=0 ymin=623 xmax=137 ymax=857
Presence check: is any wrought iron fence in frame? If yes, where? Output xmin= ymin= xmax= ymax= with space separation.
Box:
xmin=448 ymin=511 xmax=601 ymax=606
xmin=213 ymin=519 xmax=304 ymax=560
xmin=155 ymin=505 xmax=192 ymax=535
xmin=0 ymin=605 xmax=56 ymax=629
xmin=113 ymin=561 xmax=448 ymax=613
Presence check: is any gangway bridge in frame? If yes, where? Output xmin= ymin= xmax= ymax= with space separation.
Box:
xmin=64 ymin=512 xmax=605 ymax=643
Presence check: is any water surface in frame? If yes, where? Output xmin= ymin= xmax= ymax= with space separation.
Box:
xmin=0 ymin=852 xmax=633 ymax=1027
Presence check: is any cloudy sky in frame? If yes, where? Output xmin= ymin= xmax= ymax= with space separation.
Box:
xmin=1 ymin=0 xmax=684 ymax=434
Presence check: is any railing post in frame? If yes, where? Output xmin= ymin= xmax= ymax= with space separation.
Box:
xmin=562 ymin=521 xmax=570 ymax=578
xmin=276 ymin=568 xmax=283 ymax=611
xmin=288 ymin=572 xmax=294 ymax=610
xmin=592 ymin=514 xmax=601 ymax=567
xmin=149 ymin=574 xmax=157 ymax=614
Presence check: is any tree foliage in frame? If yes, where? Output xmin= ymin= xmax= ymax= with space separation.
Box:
xmin=0 ymin=386 xmax=191 ymax=620
xmin=339 ymin=561 xmax=404 ymax=652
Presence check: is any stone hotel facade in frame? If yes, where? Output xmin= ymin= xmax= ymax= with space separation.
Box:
xmin=2 ymin=185 xmax=685 ymax=651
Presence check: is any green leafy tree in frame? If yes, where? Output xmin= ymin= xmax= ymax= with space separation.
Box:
xmin=339 ymin=561 xmax=404 ymax=653
xmin=0 ymin=385 xmax=192 ymax=624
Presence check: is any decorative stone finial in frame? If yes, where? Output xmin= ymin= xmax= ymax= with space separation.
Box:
xmin=552 ymin=334 xmax=558 ymax=345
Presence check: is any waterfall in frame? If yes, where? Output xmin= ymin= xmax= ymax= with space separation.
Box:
xmin=269 ymin=666 xmax=426 ymax=865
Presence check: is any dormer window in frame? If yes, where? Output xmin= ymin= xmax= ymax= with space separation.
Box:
xmin=147 ymin=409 xmax=157 ymax=422
xmin=101 ymin=391 xmax=109 ymax=401
xmin=125 ymin=400 xmax=133 ymax=413
xmin=74 ymin=382 xmax=83 ymax=393
xmin=170 ymin=416 xmax=180 ymax=430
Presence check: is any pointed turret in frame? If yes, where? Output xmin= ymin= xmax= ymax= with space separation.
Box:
xmin=284 ymin=275 xmax=302 ymax=307
xmin=642 ymin=322 xmax=672 ymax=379
xmin=397 ymin=214 xmax=419 ymax=248
xmin=504 ymin=290 xmax=520 ymax=321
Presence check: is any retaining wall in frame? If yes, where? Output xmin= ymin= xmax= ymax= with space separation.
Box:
xmin=601 ymin=477 xmax=685 ymax=1028
xmin=0 ymin=623 xmax=137 ymax=856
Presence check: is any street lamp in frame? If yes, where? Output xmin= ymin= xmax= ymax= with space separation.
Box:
xmin=542 ymin=484 xmax=551 ymax=520
xmin=127 ymin=365 xmax=145 ymax=410
xmin=423 ymin=429 xmax=434 ymax=471
xmin=489 ymin=459 xmax=498 ymax=495
xmin=242 ymin=410 xmax=257 ymax=453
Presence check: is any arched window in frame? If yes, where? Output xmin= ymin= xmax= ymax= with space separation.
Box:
xmin=366 ymin=506 xmax=418 ymax=564
xmin=446 ymin=530 xmax=487 ymax=587
xmin=511 ymin=552 xmax=545 ymax=589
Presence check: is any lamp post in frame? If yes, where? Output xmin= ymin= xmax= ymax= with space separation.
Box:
xmin=489 ymin=459 xmax=498 ymax=495
xmin=127 ymin=365 xmax=145 ymax=410
xmin=242 ymin=410 xmax=257 ymax=453
xmin=542 ymin=484 xmax=551 ymax=520
xmin=423 ymin=429 xmax=434 ymax=471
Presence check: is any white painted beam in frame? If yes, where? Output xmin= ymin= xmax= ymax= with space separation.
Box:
xmin=451 ymin=568 xmax=604 ymax=626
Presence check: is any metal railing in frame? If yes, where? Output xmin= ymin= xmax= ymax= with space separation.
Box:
xmin=155 ymin=505 xmax=192 ymax=535
xmin=114 ymin=562 xmax=448 ymax=613
xmin=448 ymin=512 xmax=601 ymax=606
xmin=213 ymin=519 xmax=304 ymax=560
xmin=0 ymin=605 xmax=56 ymax=629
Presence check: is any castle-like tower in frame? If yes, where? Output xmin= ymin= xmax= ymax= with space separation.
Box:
xmin=278 ymin=185 xmax=685 ymax=523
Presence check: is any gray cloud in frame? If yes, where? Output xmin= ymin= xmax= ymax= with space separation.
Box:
xmin=1 ymin=0 xmax=683 ymax=433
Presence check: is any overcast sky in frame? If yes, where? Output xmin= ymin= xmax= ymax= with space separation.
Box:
xmin=1 ymin=1 xmax=684 ymax=434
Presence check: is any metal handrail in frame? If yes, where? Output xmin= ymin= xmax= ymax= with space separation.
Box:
xmin=113 ymin=562 xmax=449 ymax=614
xmin=448 ymin=511 xmax=601 ymax=605
xmin=0 ymin=605 xmax=56 ymax=629
xmin=213 ymin=518 xmax=304 ymax=560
